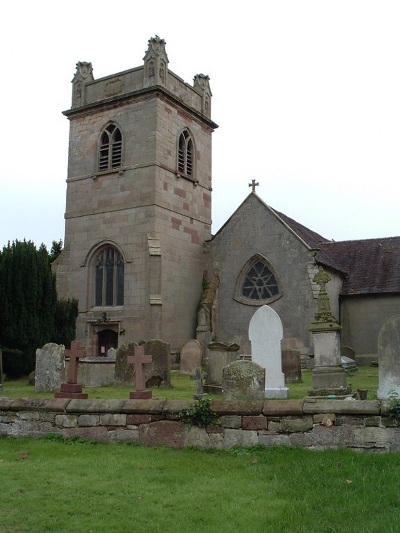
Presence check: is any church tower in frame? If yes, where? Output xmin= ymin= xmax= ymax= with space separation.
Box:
xmin=55 ymin=36 xmax=217 ymax=356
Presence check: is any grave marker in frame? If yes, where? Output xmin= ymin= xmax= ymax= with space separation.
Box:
xmin=128 ymin=344 xmax=153 ymax=399
xmin=377 ymin=314 xmax=400 ymax=399
xmin=249 ymin=305 xmax=288 ymax=398
xmin=55 ymin=341 xmax=88 ymax=399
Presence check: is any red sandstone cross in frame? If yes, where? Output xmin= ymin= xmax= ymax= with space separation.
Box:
xmin=127 ymin=345 xmax=152 ymax=392
xmin=64 ymin=341 xmax=86 ymax=384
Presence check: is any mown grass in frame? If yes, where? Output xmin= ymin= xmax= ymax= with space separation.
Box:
xmin=1 ymin=367 xmax=379 ymax=401
xmin=1 ymin=436 xmax=399 ymax=533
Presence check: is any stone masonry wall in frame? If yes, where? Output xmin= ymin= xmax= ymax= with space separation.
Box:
xmin=1 ymin=398 xmax=399 ymax=452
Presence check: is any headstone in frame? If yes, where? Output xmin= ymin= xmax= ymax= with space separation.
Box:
xmin=377 ymin=315 xmax=400 ymax=399
xmin=204 ymin=341 xmax=240 ymax=392
xmin=180 ymin=339 xmax=203 ymax=375
xmin=308 ymin=267 xmax=348 ymax=396
xmin=144 ymin=339 xmax=171 ymax=388
xmin=282 ymin=349 xmax=302 ymax=383
xmin=115 ymin=339 xmax=171 ymax=389
xmin=222 ymin=360 xmax=265 ymax=400
xmin=128 ymin=344 xmax=153 ymax=399
xmin=35 ymin=343 xmax=65 ymax=392
xmin=55 ymin=341 xmax=88 ymax=399
xmin=114 ymin=342 xmax=137 ymax=385
xmin=249 ymin=305 xmax=288 ymax=398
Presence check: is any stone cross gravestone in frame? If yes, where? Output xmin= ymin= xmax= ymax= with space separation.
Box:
xmin=190 ymin=367 xmax=206 ymax=399
xmin=377 ymin=315 xmax=400 ymax=399
xmin=248 ymin=305 xmax=288 ymax=398
xmin=55 ymin=341 xmax=88 ymax=399
xmin=128 ymin=344 xmax=153 ymax=399
xmin=180 ymin=339 xmax=203 ymax=375
xmin=35 ymin=343 xmax=65 ymax=392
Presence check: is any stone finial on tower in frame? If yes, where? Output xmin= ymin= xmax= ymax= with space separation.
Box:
xmin=193 ymin=74 xmax=212 ymax=117
xmin=71 ymin=61 xmax=94 ymax=108
xmin=143 ymin=35 xmax=169 ymax=88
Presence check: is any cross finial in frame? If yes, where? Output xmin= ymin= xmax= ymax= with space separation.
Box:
xmin=249 ymin=179 xmax=259 ymax=193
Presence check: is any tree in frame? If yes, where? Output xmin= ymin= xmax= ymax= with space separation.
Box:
xmin=0 ymin=240 xmax=78 ymax=377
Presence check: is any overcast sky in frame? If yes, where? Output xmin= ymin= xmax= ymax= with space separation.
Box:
xmin=1 ymin=1 xmax=399 ymax=249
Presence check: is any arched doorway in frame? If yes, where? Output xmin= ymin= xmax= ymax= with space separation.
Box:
xmin=98 ymin=329 xmax=118 ymax=356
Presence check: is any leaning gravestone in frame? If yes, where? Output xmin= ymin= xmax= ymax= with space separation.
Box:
xmin=35 ymin=343 xmax=65 ymax=392
xmin=222 ymin=360 xmax=265 ymax=400
xmin=377 ymin=315 xmax=400 ymax=399
xmin=144 ymin=339 xmax=171 ymax=388
xmin=115 ymin=342 xmax=138 ymax=385
xmin=180 ymin=339 xmax=203 ymax=375
xmin=115 ymin=340 xmax=171 ymax=388
xmin=249 ymin=305 xmax=288 ymax=398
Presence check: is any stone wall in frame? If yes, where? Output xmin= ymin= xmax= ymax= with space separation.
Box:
xmin=1 ymin=398 xmax=399 ymax=452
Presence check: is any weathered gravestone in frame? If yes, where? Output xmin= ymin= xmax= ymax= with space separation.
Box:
xmin=249 ymin=305 xmax=288 ymax=398
xmin=222 ymin=359 xmax=265 ymax=400
xmin=115 ymin=340 xmax=171 ymax=388
xmin=204 ymin=341 xmax=240 ymax=393
xmin=35 ymin=343 xmax=65 ymax=392
xmin=377 ymin=315 xmax=400 ymax=399
xmin=282 ymin=348 xmax=302 ymax=383
xmin=180 ymin=339 xmax=203 ymax=375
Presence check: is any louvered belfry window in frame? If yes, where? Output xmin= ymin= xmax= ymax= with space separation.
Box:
xmin=178 ymin=130 xmax=194 ymax=177
xmin=95 ymin=246 xmax=124 ymax=306
xmin=99 ymin=124 xmax=122 ymax=171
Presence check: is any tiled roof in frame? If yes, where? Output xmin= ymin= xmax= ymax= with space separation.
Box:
xmin=315 ymin=237 xmax=400 ymax=295
xmin=271 ymin=204 xmax=400 ymax=295
xmin=272 ymin=208 xmax=330 ymax=249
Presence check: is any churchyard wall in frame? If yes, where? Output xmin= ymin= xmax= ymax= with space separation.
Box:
xmin=1 ymin=398 xmax=399 ymax=453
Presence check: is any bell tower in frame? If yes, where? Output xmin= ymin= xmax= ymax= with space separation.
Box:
xmin=55 ymin=36 xmax=218 ymax=355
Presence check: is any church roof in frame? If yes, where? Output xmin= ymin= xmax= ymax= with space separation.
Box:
xmin=213 ymin=192 xmax=400 ymax=296
xmin=272 ymin=208 xmax=330 ymax=249
xmin=315 ymin=237 xmax=400 ymax=295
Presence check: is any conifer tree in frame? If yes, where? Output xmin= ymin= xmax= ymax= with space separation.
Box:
xmin=0 ymin=240 xmax=77 ymax=377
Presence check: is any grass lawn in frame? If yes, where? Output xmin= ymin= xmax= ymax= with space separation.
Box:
xmin=1 ymin=436 xmax=400 ymax=533
xmin=1 ymin=366 xmax=379 ymax=401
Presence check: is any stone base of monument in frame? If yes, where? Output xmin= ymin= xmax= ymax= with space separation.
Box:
xmin=264 ymin=387 xmax=289 ymax=399
xmin=202 ymin=383 xmax=222 ymax=395
xmin=55 ymin=383 xmax=88 ymax=399
xmin=129 ymin=390 xmax=152 ymax=399
xmin=312 ymin=365 xmax=347 ymax=391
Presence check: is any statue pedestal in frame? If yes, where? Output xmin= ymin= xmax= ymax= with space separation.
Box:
xmin=309 ymin=322 xmax=349 ymax=396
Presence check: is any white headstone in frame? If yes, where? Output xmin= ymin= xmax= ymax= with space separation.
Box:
xmin=249 ymin=305 xmax=288 ymax=398
xmin=377 ymin=315 xmax=400 ymax=399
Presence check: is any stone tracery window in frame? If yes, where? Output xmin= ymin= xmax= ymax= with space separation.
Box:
xmin=234 ymin=254 xmax=281 ymax=305
xmin=99 ymin=124 xmax=122 ymax=171
xmin=94 ymin=246 xmax=124 ymax=306
xmin=177 ymin=129 xmax=194 ymax=178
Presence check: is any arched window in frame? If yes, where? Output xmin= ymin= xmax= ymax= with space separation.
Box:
xmin=234 ymin=254 xmax=282 ymax=305
xmin=177 ymin=129 xmax=194 ymax=177
xmin=99 ymin=124 xmax=122 ymax=171
xmin=94 ymin=246 xmax=124 ymax=306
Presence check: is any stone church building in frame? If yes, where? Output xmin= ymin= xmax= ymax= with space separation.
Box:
xmin=54 ymin=36 xmax=400 ymax=363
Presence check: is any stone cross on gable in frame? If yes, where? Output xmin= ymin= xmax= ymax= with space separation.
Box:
xmin=249 ymin=179 xmax=259 ymax=193
xmin=128 ymin=344 xmax=153 ymax=399
xmin=64 ymin=341 xmax=86 ymax=384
